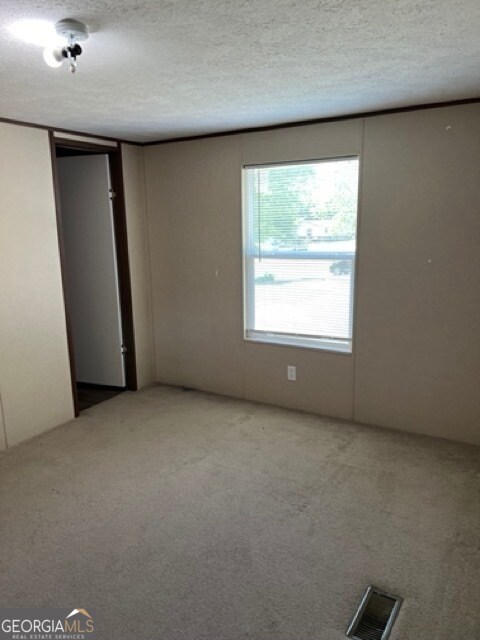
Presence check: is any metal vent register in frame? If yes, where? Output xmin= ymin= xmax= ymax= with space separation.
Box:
xmin=346 ymin=586 xmax=402 ymax=640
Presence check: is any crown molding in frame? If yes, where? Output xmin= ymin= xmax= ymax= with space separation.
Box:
xmin=141 ymin=97 xmax=480 ymax=147
xmin=2 ymin=96 xmax=480 ymax=148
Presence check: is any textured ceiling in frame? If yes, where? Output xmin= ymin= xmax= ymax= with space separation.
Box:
xmin=0 ymin=0 xmax=479 ymax=142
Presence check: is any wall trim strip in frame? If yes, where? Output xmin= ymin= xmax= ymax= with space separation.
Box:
xmin=0 ymin=115 xmax=139 ymax=146
xmin=2 ymin=96 xmax=480 ymax=148
xmin=143 ymin=97 xmax=480 ymax=146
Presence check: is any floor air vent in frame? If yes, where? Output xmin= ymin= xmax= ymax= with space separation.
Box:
xmin=346 ymin=586 xmax=402 ymax=640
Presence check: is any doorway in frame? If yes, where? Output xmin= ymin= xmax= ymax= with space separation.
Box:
xmin=50 ymin=135 xmax=137 ymax=415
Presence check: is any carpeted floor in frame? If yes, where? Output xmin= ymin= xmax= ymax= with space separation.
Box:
xmin=0 ymin=385 xmax=479 ymax=639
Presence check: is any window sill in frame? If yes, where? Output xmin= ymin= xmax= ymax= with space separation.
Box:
xmin=244 ymin=331 xmax=352 ymax=355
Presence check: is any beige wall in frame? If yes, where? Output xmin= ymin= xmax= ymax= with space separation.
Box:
xmin=354 ymin=105 xmax=480 ymax=442
xmin=144 ymin=137 xmax=244 ymax=398
xmin=0 ymin=127 xmax=153 ymax=449
xmin=0 ymin=391 xmax=6 ymax=451
xmin=0 ymin=123 xmax=74 ymax=447
xmin=144 ymin=104 xmax=480 ymax=445
xmin=121 ymin=144 xmax=155 ymax=389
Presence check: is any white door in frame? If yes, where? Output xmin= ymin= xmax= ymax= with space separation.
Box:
xmin=57 ymin=154 xmax=126 ymax=387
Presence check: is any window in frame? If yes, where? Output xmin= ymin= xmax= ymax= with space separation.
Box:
xmin=243 ymin=157 xmax=359 ymax=353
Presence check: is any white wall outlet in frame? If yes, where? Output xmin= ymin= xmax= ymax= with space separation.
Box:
xmin=287 ymin=365 xmax=296 ymax=381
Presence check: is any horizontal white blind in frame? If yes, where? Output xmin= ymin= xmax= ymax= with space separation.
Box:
xmin=244 ymin=157 xmax=359 ymax=352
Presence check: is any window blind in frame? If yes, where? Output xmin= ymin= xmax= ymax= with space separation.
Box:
xmin=243 ymin=157 xmax=359 ymax=352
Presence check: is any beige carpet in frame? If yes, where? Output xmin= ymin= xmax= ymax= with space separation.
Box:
xmin=0 ymin=385 xmax=479 ymax=639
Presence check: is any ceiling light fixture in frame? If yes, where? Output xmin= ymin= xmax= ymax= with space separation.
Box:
xmin=9 ymin=18 xmax=89 ymax=74
xmin=44 ymin=19 xmax=89 ymax=73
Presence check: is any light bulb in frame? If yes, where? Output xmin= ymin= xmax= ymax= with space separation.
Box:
xmin=43 ymin=47 xmax=64 ymax=68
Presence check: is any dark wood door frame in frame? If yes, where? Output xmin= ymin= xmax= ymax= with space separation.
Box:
xmin=49 ymin=133 xmax=137 ymax=416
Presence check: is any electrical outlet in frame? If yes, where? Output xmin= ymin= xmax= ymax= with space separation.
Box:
xmin=287 ymin=365 xmax=296 ymax=381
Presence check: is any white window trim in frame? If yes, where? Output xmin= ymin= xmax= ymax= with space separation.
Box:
xmin=245 ymin=330 xmax=352 ymax=354
xmin=242 ymin=156 xmax=359 ymax=354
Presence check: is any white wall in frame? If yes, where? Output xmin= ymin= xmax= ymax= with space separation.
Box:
xmin=144 ymin=104 xmax=480 ymax=445
xmin=58 ymin=155 xmax=126 ymax=387
xmin=0 ymin=123 xmax=74 ymax=447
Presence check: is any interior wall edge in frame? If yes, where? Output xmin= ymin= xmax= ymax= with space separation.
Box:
xmin=0 ymin=386 xmax=7 ymax=451
xmin=121 ymin=143 xmax=156 ymax=389
xmin=350 ymin=118 xmax=367 ymax=424
xmin=140 ymin=146 xmax=158 ymax=385
xmin=48 ymin=131 xmax=80 ymax=416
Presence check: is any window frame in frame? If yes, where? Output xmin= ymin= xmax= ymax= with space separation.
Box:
xmin=242 ymin=155 xmax=360 ymax=354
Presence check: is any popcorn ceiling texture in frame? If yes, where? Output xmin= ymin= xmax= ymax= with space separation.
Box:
xmin=0 ymin=0 xmax=479 ymax=141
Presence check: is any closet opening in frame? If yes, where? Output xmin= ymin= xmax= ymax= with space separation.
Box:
xmin=50 ymin=135 xmax=137 ymax=415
